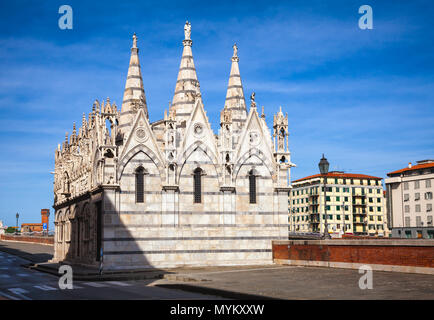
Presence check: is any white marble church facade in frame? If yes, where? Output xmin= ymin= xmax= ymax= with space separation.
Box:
xmin=52 ymin=22 xmax=294 ymax=269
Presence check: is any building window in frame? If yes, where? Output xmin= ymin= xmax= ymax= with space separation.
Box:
xmin=415 ymin=204 xmax=421 ymax=213
xmin=426 ymin=179 xmax=432 ymax=188
xmin=404 ymin=194 xmax=409 ymax=201
xmin=415 ymin=193 xmax=420 ymax=201
xmin=135 ymin=167 xmax=145 ymax=203
xmin=414 ymin=180 xmax=420 ymax=189
xmin=405 ymin=217 xmax=410 ymax=227
xmin=194 ymin=168 xmax=202 ymax=203
xmin=404 ymin=182 xmax=409 ymax=190
xmin=249 ymin=170 xmax=257 ymax=204
xmin=405 ymin=205 xmax=410 ymax=213
xmin=427 ymin=204 xmax=433 ymax=212
xmin=425 ymin=192 xmax=433 ymax=200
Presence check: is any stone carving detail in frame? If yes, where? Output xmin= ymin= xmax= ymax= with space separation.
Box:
xmin=193 ymin=122 xmax=204 ymax=138
xmin=135 ymin=127 xmax=148 ymax=143
xmin=248 ymin=130 xmax=261 ymax=146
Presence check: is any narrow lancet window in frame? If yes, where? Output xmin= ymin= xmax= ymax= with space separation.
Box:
xmin=249 ymin=170 xmax=257 ymax=204
xmin=194 ymin=168 xmax=202 ymax=203
xmin=136 ymin=167 xmax=145 ymax=203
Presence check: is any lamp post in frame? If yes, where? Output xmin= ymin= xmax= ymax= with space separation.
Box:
xmin=318 ymin=154 xmax=330 ymax=239
xmin=15 ymin=212 xmax=19 ymax=235
xmin=341 ymin=202 xmax=346 ymax=237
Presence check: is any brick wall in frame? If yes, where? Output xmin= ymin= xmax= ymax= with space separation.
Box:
xmin=1 ymin=234 xmax=54 ymax=245
xmin=273 ymin=240 xmax=434 ymax=268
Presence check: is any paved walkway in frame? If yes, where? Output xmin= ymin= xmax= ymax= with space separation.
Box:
xmin=0 ymin=240 xmax=53 ymax=263
xmin=2 ymin=240 xmax=434 ymax=299
xmin=0 ymin=250 xmax=222 ymax=300
xmin=156 ymin=264 xmax=434 ymax=299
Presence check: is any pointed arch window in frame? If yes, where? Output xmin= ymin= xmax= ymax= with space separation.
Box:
xmin=135 ymin=166 xmax=145 ymax=203
xmin=194 ymin=168 xmax=202 ymax=203
xmin=249 ymin=169 xmax=257 ymax=204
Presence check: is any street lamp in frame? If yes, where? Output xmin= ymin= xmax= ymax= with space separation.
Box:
xmin=15 ymin=212 xmax=19 ymax=235
xmin=318 ymin=154 xmax=330 ymax=239
xmin=341 ymin=202 xmax=346 ymax=237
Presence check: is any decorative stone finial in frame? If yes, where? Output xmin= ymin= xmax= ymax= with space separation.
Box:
xmin=261 ymin=106 xmax=265 ymax=119
xmin=132 ymin=33 xmax=137 ymax=48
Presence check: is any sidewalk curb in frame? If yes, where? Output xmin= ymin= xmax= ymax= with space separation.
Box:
xmin=155 ymin=283 xmax=277 ymax=300
xmin=26 ymin=263 xmax=168 ymax=281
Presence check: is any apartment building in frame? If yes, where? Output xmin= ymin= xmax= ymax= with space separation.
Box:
xmin=385 ymin=160 xmax=434 ymax=239
xmin=290 ymin=172 xmax=390 ymax=237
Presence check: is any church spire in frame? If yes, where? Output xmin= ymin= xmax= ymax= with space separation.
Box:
xmin=223 ymin=43 xmax=247 ymax=132
xmin=119 ymin=33 xmax=148 ymax=130
xmin=169 ymin=21 xmax=202 ymax=123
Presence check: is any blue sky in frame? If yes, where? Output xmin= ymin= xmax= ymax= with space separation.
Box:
xmin=0 ymin=0 xmax=433 ymax=228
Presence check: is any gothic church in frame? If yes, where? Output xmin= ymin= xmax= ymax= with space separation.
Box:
xmin=53 ymin=22 xmax=294 ymax=269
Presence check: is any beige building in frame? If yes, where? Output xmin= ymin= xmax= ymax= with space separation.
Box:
xmin=290 ymin=172 xmax=390 ymax=237
xmin=385 ymin=160 xmax=434 ymax=239
xmin=52 ymin=22 xmax=294 ymax=269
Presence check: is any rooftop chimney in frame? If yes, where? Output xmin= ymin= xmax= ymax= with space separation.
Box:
xmin=408 ymin=162 xmax=412 ymax=168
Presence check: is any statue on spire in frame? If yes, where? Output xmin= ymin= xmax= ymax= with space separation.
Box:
xmin=250 ymin=92 xmax=257 ymax=109
xmin=233 ymin=43 xmax=238 ymax=57
xmin=132 ymin=33 xmax=137 ymax=48
xmin=184 ymin=21 xmax=191 ymax=40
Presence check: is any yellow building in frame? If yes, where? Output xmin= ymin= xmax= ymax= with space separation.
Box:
xmin=289 ymin=171 xmax=390 ymax=237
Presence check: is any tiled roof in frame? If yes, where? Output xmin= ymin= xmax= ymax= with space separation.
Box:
xmin=292 ymin=172 xmax=382 ymax=183
xmin=387 ymin=162 xmax=434 ymax=176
